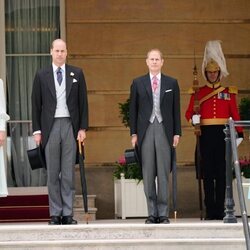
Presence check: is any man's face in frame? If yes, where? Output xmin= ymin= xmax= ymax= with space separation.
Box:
xmin=146 ymin=50 xmax=164 ymax=75
xmin=206 ymin=70 xmax=220 ymax=83
xmin=50 ymin=40 xmax=67 ymax=67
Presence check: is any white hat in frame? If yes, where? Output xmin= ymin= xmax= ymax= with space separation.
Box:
xmin=202 ymin=40 xmax=229 ymax=80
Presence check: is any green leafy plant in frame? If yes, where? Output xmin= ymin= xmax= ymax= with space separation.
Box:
xmin=240 ymin=156 xmax=250 ymax=178
xmin=113 ymin=155 xmax=142 ymax=181
xmin=233 ymin=155 xmax=250 ymax=179
xmin=239 ymin=97 xmax=250 ymax=120
xmin=118 ymin=98 xmax=130 ymax=128
xmin=114 ymin=100 xmax=142 ymax=180
xmin=238 ymin=97 xmax=250 ymax=178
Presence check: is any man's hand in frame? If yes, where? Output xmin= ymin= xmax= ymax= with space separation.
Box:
xmin=236 ymin=138 xmax=243 ymax=147
xmin=77 ymin=129 xmax=86 ymax=144
xmin=33 ymin=133 xmax=42 ymax=145
xmin=236 ymin=132 xmax=244 ymax=147
xmin=192 ymin=114 xmax=201 ymax=125
xmin=131 ymin=134 xmax=138 ymax=148
xmin=0 ymin=131 xmax=6 ymax=146
xmin=173 ymin=135 xmax=180 ymax=148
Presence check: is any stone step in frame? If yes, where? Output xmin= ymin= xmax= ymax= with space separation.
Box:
xmin=0 ymin=238 xmax=245 ymax=250
xmin=74 ymin=194 xmax=97 ymax=222
xmin=74 ymin=194 xmax=96 ymax=208
xmin=74 ymin=207 xmax=97 ymax=222
xmin=7 ymin=188 xmax=97 ymax=209
xmin=0 ymin=222 xmax=247 ymax=249
xmin=0 ymin=193 xmax=97 ymax=223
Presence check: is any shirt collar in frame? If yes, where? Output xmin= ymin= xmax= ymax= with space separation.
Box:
xmin=150 ymin=72 xmax=161 ymax=81
xmin=52 ymin=63 xmax=66 ymax=73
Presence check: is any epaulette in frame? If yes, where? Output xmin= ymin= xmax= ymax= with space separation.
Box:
xmin=228 ymin=86 xmax=238 ymax=94
xmin=187 ymin=87 xmax=195 ymax=94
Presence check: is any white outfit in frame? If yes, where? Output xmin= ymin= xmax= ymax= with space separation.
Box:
xmin=0 ymin=79 xmax=10 ymax=197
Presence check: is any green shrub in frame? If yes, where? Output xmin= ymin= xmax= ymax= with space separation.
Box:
xmin=239 ymin=97 xmax=250 ymax=120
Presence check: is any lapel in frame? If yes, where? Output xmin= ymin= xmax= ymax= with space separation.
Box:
xmin=46 ymin=66 xmax=56 ymax=99
xmin=143 ymin=74 xmax=153 ymax=106
xmin=65 ymin=64 xmax=73 ymax=99
xmin=160 ymin=74 xmax=171 ymax=104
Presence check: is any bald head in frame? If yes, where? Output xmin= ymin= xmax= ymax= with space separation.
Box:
xmin=51 ymin=39 xmax=66 ymax=50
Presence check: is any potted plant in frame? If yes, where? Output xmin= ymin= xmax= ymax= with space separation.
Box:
xmin=113 ymin=155 xmax=142 ymax=181
xmin=114 ymin=99 xmax=147 ymax=219
xmin=233 ymin=155 xmax=250 ymax=178
xmin=239 ymin=155 xmax=250 ymax=178
xmin=232 ymin=154 xmax=250 ymax=216
xmin=113 ymin=156 xmax=146 ymax=219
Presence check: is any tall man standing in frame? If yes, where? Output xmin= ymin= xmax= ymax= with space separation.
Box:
xmin=32 ymin=39 xmax=88 ymax=225
xmin=129 ymin=49 xmax=181 ymax=224
xmin=185 ymin=40 xmax=243 ymax=220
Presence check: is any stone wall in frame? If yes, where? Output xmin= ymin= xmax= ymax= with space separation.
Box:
xmin=67 ymin=0 xmax=250 ymax=218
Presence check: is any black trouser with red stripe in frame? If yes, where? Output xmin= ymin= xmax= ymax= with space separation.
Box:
xmin=200 ymin=125 xmax=226 ymax=219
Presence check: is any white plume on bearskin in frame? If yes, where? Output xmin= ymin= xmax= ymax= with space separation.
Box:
xmin=202 ymin=40 xmax=229 ymax=80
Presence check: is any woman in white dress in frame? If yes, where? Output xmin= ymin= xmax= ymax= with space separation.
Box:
xmin=0 ymin=78 xmax=10 ymax=197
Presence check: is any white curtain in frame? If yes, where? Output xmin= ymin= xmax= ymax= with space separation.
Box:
xmin=5 ymin=0 xmax=60 ymax=187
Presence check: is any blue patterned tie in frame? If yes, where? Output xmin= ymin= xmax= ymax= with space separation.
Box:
xmin=57 ymin=67 xmax=62 ymax=85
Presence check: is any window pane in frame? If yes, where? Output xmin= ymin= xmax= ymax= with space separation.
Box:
xmin=5 ymin=0 xmax=60 ymax=54
xmin=5 ymin=0 xmax=60 ymax=187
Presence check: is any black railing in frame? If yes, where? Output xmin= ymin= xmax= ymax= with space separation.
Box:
xmin=224 ymin=118 xmax=250 ymax=250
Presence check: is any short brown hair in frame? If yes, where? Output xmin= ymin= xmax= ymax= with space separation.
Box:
xmin=50 ymin=39 xmax=66 ymax=49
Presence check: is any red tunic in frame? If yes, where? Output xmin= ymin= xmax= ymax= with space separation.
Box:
xmin=185 ymin=83 xmax=243 ymax=133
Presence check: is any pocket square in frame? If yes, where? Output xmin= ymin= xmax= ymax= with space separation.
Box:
xmin=73 ymin=78 xmax=78 ymax=83
xmin=165 ymin=89 xmax=172 ymax=93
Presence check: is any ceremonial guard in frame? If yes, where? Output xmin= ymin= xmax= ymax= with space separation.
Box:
xmin=185 ymin=40 xmax=243 ymax=220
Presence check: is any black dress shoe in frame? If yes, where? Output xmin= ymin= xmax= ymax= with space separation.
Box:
xmin=205 ymin=212 xmax=215 ymax=220
xmin=215 ymin=213 xmax=225 ymax=220
xmin=205 ymin=215 xmax=215 ymax=220
xmin=48 ymin=216 xmax=61 ymax=225
xmin=159 ymin=216 xmax=170 ymax=224
xmin=145 ymin=216 xmax=158 ymax=224
xmin=61 ymin=216 xmax=78 ymax=225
